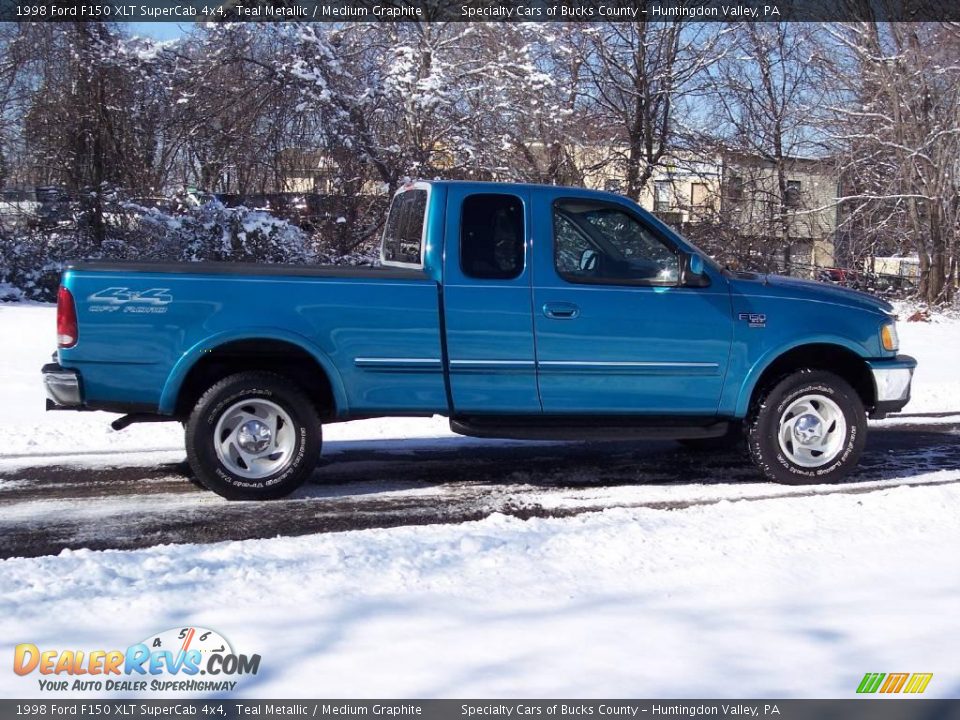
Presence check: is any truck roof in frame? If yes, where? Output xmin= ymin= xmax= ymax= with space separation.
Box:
xmin=415 ymin=179 xmax=631 ymax=204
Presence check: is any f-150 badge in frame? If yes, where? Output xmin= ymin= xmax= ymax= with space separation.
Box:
xmin=738 ymin=312 xmax=766 ymax=328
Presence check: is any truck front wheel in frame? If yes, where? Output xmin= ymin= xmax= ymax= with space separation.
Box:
xmin=746 ymin=369 xmax=866 ymax=485
xmin=185 ymin=371 xmax=321 ymax=500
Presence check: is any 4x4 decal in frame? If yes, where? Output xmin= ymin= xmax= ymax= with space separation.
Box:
xmin=87 ymin=287 xmax=172 ymax=314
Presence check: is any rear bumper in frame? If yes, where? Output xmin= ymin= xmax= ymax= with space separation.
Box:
xmin=867 ymin=354 xmax=916 ymax=418
xmin=42 ymin=362 xmax=83 ymax=409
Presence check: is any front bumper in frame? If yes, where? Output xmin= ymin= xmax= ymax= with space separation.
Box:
xmin=42 ymin=362 xmax=83 ymax=409
xmin=867 ymin=354 xmax=916 ymax=418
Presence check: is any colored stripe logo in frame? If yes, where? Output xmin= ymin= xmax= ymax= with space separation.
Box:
xmin=857 ymin=672 xmax=933 ymax=694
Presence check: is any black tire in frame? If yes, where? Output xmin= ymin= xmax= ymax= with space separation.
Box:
xmin=746 ymin=369 xmax=866 ymax=485
xmin=185 ymin=371 xmax=321 ymax=500
xmin=678 ymin=422 xmax=744 ymax=453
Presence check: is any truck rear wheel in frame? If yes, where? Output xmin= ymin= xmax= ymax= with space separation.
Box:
xmin=746 ymin=369 xmax=866 ymax=485
xmin=185 ymin=371 xmax=321 ymax=500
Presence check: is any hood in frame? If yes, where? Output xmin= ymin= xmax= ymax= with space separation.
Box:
xmin=731 ymin=272 xmax=894 ymax=316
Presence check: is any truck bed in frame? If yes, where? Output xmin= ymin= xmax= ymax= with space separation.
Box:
xmin=58 ymin=260 xmax=446 ymax=417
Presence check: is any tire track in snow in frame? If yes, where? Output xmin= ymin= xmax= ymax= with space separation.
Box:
xmin=0 ymin=422 xmax=957 ymax=559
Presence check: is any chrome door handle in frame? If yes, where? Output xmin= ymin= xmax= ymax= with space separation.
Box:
xmin=542 ymin=302 xmax=580 ymax=319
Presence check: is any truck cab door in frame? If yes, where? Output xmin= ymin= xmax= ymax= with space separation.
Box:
xmin=442 ymin=187 xmax=541 ymax=413
xmin=531 ymin=190 xmax=733 ymax=415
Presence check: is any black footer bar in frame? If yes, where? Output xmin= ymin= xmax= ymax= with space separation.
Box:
xmin=1 ymin=700 xmax=959 ymax=720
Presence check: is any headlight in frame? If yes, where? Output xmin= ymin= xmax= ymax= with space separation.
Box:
xmin=881 ymin=321 xmax=899 ymax=352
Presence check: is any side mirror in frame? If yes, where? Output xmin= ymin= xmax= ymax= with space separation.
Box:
xmin=579 ymin=248 xmax=599 ymax=272
xmin=680 ymin=252 xmax=710 ymax=288
xmin=689 ymin=254 xmax=704 ymax=276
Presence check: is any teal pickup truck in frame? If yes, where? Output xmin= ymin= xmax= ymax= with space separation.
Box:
xmin=43 ymin=181 xmax=915 ymax=499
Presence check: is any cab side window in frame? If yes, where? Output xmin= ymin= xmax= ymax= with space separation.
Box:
xmin=382 ymin=189 xmax=427 ymax=266
xmin=554 ymin=199 xmax=679 ymax=286
xmin=460 ymin=194 xmax=525 ymax=280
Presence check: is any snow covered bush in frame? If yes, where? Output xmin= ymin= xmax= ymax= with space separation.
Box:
xmin=0 ymin=196 xmax=313 ymax=302
xmin=135 ymin=199 xmax=314 ymax=265
xmin=313 ymin=243 xmax=380 ymax=267
xmin=0 ymin=229 xmax=122 ymax=303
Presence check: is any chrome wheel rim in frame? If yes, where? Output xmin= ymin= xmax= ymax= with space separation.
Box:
xmin=777 ymin=393 xmax=847 ymax=468
xmin=214 ymin=399 xmax=296 ymax=479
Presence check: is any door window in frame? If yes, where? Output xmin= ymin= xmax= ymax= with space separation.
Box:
xmin=553 ymin=199 xmax=679 ymax=285
xmin=460 ymin=194 xmax=525 ymax=280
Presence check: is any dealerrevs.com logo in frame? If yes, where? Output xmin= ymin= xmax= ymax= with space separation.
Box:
xmin=14 ymin=627 xmax=260 ymax=693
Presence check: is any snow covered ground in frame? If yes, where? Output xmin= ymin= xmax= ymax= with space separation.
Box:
xmin=885 ymin=310 xmax=960 ymax=414
xmin=0 ymin=484 xmax=958 ymax=698
xmin=1 ymin=302 xmax=959 ymax=698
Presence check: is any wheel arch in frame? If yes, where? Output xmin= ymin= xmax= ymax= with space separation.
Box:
xmin=160 ymin=329 xmax=348 ymax=419
xmin=736 ymin=341 xmax=876 ymax=418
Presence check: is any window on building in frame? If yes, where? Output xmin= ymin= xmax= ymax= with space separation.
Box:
xmin=726 ymin=174 xmax=743 ymax=202
xmin=689 ymin=182 xmax=713 ymax=221
xmin=460 ymin=194 xmax=525 ymax=280
xmin=785 ymin=180 xmax=802 ymax=208
xmin=691 ymin=183 xmax=712 ymax=207
xmin=653 ymin=181 xmax=673 ymax=213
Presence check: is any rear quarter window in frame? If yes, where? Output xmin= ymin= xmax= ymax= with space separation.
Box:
xmin=381 ymin=189 xmax=428 ymax=267
xmin=460 ymin=193 xmax=525 ymax=280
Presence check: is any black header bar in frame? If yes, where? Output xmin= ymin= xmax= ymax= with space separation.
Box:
xmin=1 ymin=0 xmax=958 ymax=22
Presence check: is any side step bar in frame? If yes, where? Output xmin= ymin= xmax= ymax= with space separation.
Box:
xmin=449 ymin=416 xmax=730 ymax=442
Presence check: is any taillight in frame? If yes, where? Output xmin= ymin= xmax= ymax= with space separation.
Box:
xmin=57 ymin=286 xmax=78 ymax=348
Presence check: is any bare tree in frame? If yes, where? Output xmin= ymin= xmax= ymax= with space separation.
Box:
xmin=575 ymin=22 xmax=725 ymax=200
xmin=825 ymin=21 xmax=959 ymax=303
xmin=704 ymin=22 xmax=831 ymax=273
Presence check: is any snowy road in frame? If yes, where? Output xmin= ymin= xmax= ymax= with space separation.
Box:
xmin=1 ymin=418 xmax=957 ymax=559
